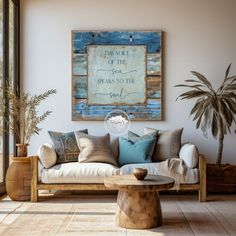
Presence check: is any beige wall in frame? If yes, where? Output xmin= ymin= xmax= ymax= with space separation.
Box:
xmin=21 ymin=0 xmax=236 ymax=163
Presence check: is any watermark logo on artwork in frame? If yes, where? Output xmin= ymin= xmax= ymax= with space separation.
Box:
xmin=104 ymin=110 xmax=130 ymax=136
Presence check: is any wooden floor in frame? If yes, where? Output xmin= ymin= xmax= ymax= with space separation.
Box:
xmin=0 ymin=192 xmax=236 ymax=236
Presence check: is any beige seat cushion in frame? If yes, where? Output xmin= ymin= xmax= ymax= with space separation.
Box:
xmin=41 ymin=162 xmax=119 ymax=184
xmin=75 ymin=132 xmax=118 ymax=166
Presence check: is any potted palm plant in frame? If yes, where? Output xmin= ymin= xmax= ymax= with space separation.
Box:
xmin=0 ymin=87 xmax=56 ymax=157
xmin=175 ymin=64 xmax=236 ymax=192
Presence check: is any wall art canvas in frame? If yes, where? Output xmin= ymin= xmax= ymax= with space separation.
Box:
xmin=72 ymin=31 xmax=162 ymax=121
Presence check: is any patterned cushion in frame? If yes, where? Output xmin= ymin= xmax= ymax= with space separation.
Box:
xmin=48 ymin=129 xmax=88 ymax=164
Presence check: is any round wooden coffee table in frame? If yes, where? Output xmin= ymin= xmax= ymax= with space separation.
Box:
xmin=104 ymin=174 xmax=174 ymax=229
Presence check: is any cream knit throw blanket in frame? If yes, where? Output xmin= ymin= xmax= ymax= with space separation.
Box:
xmin=119 ymin=159 xmax=199 ymax=187
xmin=155 ymin=158 xmax=191 ymax=190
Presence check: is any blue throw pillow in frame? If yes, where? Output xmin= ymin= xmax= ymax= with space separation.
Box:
xmin=128 ymin=130 xmax=158 ymax=143
xmin=119 ymin=132 xmax=156 ymax=166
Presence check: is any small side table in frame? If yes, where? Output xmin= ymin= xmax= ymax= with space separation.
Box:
xmin=105 ymin=174 xmax=174 ymax=229
xmin=6 ymin=157 xmax=32 ymax=201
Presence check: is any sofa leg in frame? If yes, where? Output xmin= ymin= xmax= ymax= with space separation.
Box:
xmin=31 ymin=188 xmax=38 ymax=202
xmin=30 ymin=156 xmax=39 ymax=202
xmin=199 ymin=154 xmax=207 ymax=202
xmin=199 ymin=188 xmax=206 ymax=202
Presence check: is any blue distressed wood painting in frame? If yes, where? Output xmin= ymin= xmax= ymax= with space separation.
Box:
xmin=72 ymin=31 xmax=162 ymax=121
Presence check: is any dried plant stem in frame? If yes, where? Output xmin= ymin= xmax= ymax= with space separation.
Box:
xmin=0 ymin=88 xmax=56 ymax=144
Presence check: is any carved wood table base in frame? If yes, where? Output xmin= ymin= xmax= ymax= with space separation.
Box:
xmin=117 ymin=190 xmax=162 ymax=229
xmin=105 ymin=174 xmax=175 ymax=229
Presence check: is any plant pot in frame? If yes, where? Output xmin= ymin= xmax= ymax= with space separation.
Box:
xmin=16 ymin=144 xmax=29 ymax=157
xmin=6 ymin=156 xmax=31 ymax=201
xmin=207 ymin=163 xmax=236 ymax=193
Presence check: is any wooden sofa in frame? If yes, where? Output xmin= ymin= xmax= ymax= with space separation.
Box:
xmin=30 ymin=154 xmax=206 ymax=202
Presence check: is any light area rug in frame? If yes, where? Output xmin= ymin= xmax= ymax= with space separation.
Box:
xmin=0 ymin=192 xmax=236 ymax=236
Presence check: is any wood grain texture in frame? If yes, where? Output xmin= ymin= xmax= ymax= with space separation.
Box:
xmin=105 ymin=175 xmax=174 ymax=229
xmin=207 ymin=163 xmax=236 ymax=193
xmin=0 ymin=194 xmax=235 ymax=235
xmin=37 ymin=183 xmax=116 ymax=191
xmin=147 ymin=76 xmax=161 ymax=98
xmin=30 ymin=155 xmax=207 ymax=202
xmin=116 ymin=190 xmax=162 ymax=229
xmin=199 ymin=154 xmax=206 ymax=202
xmin=6 ymin=157 xmax=32 ymax=201
xmin=72 ymin=98 xmax=162 ymax=121
xmin=104 ymin=174 xmax=174 ymax=191
xmin=30 ymin=156 xmax=38 ymax=202
xmin=71 ymin=31 xmax=163 ymax=121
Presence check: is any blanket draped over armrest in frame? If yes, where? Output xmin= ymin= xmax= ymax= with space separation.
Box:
xmin=153 ymin=158 xmax=198 ymax=190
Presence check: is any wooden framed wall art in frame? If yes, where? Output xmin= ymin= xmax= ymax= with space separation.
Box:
xmin=72 ymin=31 xmax=162 ymax=121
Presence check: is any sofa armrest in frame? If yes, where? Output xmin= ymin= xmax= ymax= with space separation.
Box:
xmin=30 ymin=156 xmax=39 ymax=202
xmin=198 ymin=154 xmax=206 ymax=202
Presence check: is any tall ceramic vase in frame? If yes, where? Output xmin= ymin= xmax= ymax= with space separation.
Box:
xmin=16 ymin=144 xmax=29 ymax=157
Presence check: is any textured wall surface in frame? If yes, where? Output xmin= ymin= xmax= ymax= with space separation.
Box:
xmin=21 ymin=0 xmax=236 ymax=163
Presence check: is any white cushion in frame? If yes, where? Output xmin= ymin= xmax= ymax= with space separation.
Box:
xmin=179 ymin=143 xmax=199 ymax=168
xmin=120 ymin=162 xmax=199 ymax=184
xmin=37 ymin=143 xmax=57 ymax=169
xmin=41 ymin=162 xmax=119 ymax=184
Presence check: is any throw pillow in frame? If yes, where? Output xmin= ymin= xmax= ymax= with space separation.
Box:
xmin=144 ymin=127 xmax=183 ymax=162
xmin=110 ymin=137 xmax=119 ymax=162
xmin=141 ymin=128 xmax=159 ymax=161
xmin=37 ymin=143 xmax=57 ymax=168
xmin=128 ymin=130 xmax=158 ymax=143
xmin=74 ymin=132 xmax=118 ymax=166
xmin=179 ymin=143 xmax=199 ymax=168
xmin=48 ymin=129 xmax=88 ymax=164
xmin=119 ymin=131 xmax=156 ymax=166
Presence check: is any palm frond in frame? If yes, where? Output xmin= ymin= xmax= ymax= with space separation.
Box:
xmin=190 ymin=71 xmax=214 ymax=92
xmin=200 ymin=106 xmax=213 ymax=137
xmin=177 ymin=90 xmax=210 ymax=101
xmin=175 ymin=64 xmax=236 ymax=164
xmin=224 ymin=76 xmax=236 ymax=84
xmin=224 ymin=84 xmax=236 ymax=91
xmin=211 ymin=112 xmax=219 ymax=138
xmin=225 ymin=63 xmax=232 ymax=79
xmin=174 ymin=84 xmax=205 ymax=90
xmin=184 ymin=79 xmax=201 ymax=83
xmin=219 ymin=100 xmax=233 ymax=130
xmin=190 ymin=98 xmax=205 ymax=115
xmin=222 ymin=97 xmax=236 ymax=114
xmin=192 ymin=99 xmax=212 ymax=122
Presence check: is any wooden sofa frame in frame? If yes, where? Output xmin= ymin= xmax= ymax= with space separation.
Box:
xmin=30 ymin=154 xmax=206 ymax=202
